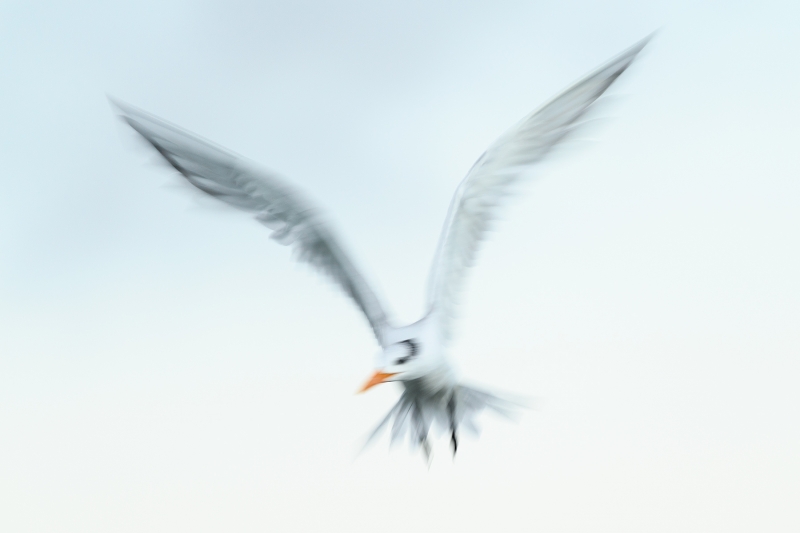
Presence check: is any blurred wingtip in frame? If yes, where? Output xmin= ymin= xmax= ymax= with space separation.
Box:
xmin=621 ymin=30 xmax=660 ymax=63
xmin=106 ymin=94 xmax=127 ymax=115
xmin=639 ymin=29 xmax=660 ymax=46
xmin=630 ymin=29 xmax=660 ymax=52
xmin=106 ymin=95 xmax=141 ymax=129
xmin=601 ymin=30 xmax=658 ymax=72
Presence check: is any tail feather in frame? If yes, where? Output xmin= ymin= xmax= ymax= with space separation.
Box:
xmin=362 ymin=383 xmax=526 ymax=460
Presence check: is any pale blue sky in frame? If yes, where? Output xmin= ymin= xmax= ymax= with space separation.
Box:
xmin=1 ymin=1 xmax=799 ymax=531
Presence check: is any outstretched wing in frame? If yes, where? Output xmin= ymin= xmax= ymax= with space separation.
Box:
xmin=426 ymin=36 xmax=651 ymax=341
xmin=112 ymin=99 xmax=391 ymax=346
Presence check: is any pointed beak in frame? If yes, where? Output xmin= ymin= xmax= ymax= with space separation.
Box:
xmin=358 ymin=371 xmax=397 ymax=393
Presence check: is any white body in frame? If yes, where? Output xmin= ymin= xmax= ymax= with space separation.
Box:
xmin=112 ymin=35 xmax=651 ymax=460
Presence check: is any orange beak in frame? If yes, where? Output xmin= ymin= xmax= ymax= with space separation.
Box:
xmin=358 ymin=371 xmax=397 ymax=393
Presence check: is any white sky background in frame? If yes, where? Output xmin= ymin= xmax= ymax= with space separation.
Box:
xmin=1 ymin=0 xmax=799 ymax=531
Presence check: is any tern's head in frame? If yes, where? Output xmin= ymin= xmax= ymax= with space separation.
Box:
xmin=359 ymin=339 xmax=427 ymax=392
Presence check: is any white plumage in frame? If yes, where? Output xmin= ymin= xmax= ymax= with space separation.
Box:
xmin=112 ymin=35 xmax=650 ymax=461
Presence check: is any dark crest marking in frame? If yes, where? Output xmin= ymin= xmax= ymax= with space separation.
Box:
xmin=395 ymin=339 xmax=419 ymax=365
xmin=401 ymin=339 xmax=418 ymax=357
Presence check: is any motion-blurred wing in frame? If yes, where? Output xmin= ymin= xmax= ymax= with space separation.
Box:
xmin=112 ymin=99 xmax=391 ymax=346
xmin=426 ymin=36 xmax=651 ymax=341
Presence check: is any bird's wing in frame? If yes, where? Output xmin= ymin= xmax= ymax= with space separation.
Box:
xmin=426 ymin=36 xmax=651 ymax=342
xmin=112 ymin=99 xmax=391 ymax=346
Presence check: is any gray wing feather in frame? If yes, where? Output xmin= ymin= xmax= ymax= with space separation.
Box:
xmin=112 ymin=99 xmax=391 ymax=345
xmin=426 ymin=35 xmax=652 ymax=341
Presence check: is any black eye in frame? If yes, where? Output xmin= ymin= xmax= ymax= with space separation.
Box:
xmin=394 ymin=339 xmax=418 ymax=365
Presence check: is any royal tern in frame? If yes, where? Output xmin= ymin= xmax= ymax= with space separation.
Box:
xmin=112 ymin=35 xmax=650 ymax=460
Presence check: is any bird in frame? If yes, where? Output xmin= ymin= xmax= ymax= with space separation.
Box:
xmin=111 ymin=35 xmax=651 ymax=461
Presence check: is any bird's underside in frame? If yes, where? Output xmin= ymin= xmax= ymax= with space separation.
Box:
xmin=112 ymin=35 xmax=651 ymax=461
xmin=366 ymin=379 xmax=522 ymax=461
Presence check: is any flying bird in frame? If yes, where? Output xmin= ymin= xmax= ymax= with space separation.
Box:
xmin=112 ymin=36 xmax=650 ymax=461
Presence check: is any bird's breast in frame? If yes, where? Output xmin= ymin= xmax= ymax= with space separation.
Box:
xmin=403 ymin=360 xmax=457 ymax=398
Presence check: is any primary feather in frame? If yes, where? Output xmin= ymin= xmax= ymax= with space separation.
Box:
xmin=426 ymin=35 xmax=651 ymax=342
xmin=111 ymin=99 xmax=391 ymax=345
